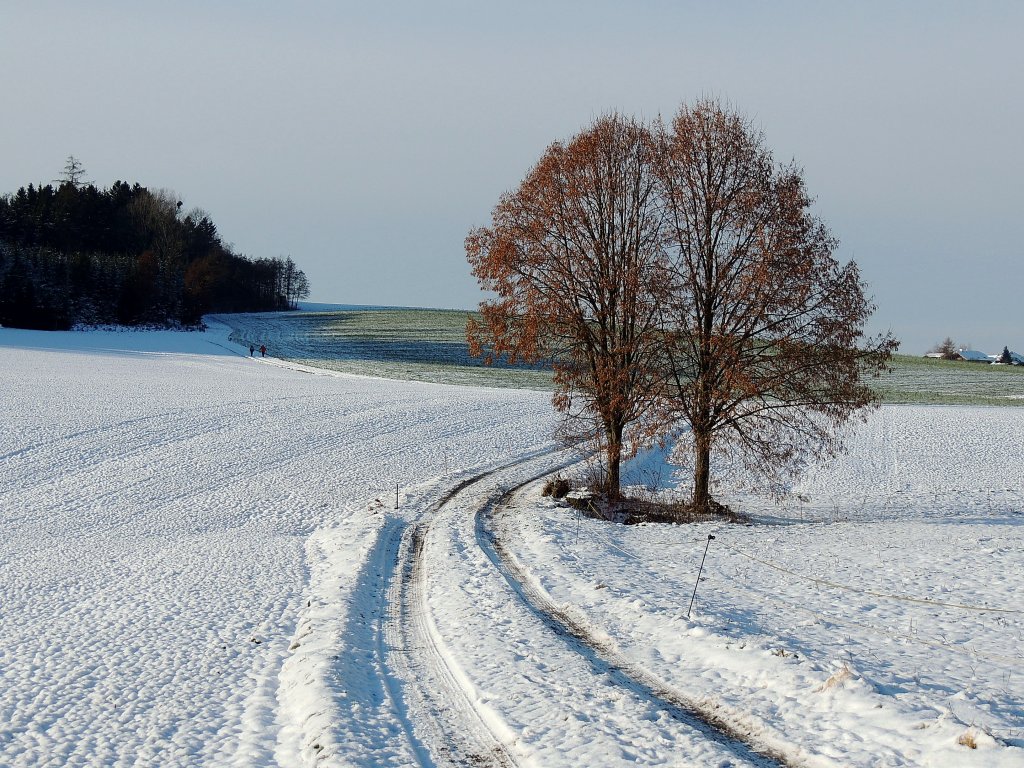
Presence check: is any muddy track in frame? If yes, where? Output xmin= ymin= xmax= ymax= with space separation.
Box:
xmin=475 ymin=478 xmax=795 ymax=768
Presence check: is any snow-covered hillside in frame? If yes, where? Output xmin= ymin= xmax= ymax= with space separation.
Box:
xmin=2 ymin=323 xmax=1021 ymax=767
xmin=513 ymin=406 xmax=1024 ymax=765
xmin=0 ymin=322 xmax=556 ymax=766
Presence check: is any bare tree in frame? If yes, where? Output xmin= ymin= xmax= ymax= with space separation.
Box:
xmin=128 ymin=189 xmax=185 ymax=321
xmin=467 ymin=113 xmax=668 ymax=497
xmin=55 ymin=155 xmax=89 ymax=188
xmin=654 ymin=101 xmax=897 ymax=511
xmin=280 ymin=256 xmax=310 ymax=308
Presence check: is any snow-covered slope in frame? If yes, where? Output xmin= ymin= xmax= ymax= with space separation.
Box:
xmin=507 ymin=406 xmax=1024 ymax=765
xmin=0 ymin=322 xmax=555 ymax=766
xmin=3 ymin=323 xmax=1021 ymax=767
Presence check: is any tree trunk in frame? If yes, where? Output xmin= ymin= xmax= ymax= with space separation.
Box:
xmin=692 ymin=429 xmax=712 ymax=513
xmin=606 ymin=426 xmax=623 ymax=499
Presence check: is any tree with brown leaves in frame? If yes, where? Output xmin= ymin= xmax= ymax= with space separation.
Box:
xmin=466 ymin=113 xmax=668 ymax=498
xmin=654 ymin=101 xmax=898 ymax=512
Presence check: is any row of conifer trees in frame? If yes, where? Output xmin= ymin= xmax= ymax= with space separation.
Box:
xmin=0 ymin=175 xmax=308 ymax=330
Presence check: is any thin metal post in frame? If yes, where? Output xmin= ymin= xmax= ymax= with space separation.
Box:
xmin=687 ymin=534 xmax=715 ymax=618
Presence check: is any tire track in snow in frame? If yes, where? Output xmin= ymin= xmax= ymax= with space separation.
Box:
xmin=2 ymin=397 xmax=409 ymax=534
xmin=475 ymin=479 xmax=795 ymax=768
xmin=381 ymin=522 xmax=518 ymax=767
xmin=0 ymin=393 xmax=321 ymax=464
xmin=375 ymin=456 xmax=556 ymax=767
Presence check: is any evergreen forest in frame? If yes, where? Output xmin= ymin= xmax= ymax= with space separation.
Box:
xmin=0 ymin=164 xmax=309 ymax=330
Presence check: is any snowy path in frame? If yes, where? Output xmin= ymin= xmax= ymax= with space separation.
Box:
xmin=357 ymin=462 xmax=790 ymax=766
xmin=378 ymin=466 xmax=537 ymax=767
xmin=281 ymin=452 xmax=800 ymax=767
xmin=479 ymin=486 xmax=790 ymax=767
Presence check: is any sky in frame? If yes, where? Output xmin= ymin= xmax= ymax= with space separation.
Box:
xmin=2 ymin=1 xmax=1021 ymax=354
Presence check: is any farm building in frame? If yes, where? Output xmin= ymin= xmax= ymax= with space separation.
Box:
xmin=956 ymin=349 xmax=992 ymax=363
xmin=922 ymin=348 xmax=1023 ymax=364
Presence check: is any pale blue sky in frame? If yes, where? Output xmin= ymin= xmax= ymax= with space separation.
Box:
xmin=2 ymin=1 xmax=1021 ymax=353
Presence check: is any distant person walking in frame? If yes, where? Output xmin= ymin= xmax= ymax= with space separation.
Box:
xmin=260 ymin=344 xmax=266 ymax=357
xmin=249 ymin=345 xmax=254 ymax=356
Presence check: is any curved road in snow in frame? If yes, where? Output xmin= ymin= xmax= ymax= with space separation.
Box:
xmin=358 ymin=455 xmax=792 ymax=767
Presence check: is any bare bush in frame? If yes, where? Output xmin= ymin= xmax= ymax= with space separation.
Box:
xmin=541 ymin=476 xmax=571 ymax=499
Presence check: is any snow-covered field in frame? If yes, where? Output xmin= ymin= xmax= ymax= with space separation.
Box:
xmin=509 ymin=406 xmax=1024 ymax=765
xmin=2 ymin=322 xmax=1021 ymax=766
xmin=0 ymin=322 xmax=555 ymax=766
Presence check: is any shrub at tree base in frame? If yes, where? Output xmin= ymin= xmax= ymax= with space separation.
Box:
xmin=541 ymin=477 xmax=572 ymax=499
xmin=559 ymin=492 xmax=742 ymax=526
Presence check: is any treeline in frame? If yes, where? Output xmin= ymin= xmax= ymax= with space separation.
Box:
xmin=0 ymin=176 xmax=309 ymax=329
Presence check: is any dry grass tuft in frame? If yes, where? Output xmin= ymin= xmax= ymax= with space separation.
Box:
xmin=815 ymin=664 xmax=854 ymax=692
xmin=957 ymin=729 xmax=978 ymax=749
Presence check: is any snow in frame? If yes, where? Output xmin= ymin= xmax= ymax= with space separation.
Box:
xmin=2 ymin=322 xmax=1022 ymax=766
xmin=505 ymin=406 xmax=1024 ymax=765
xmin=0 ymin=322 xmax=555 ymax=766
